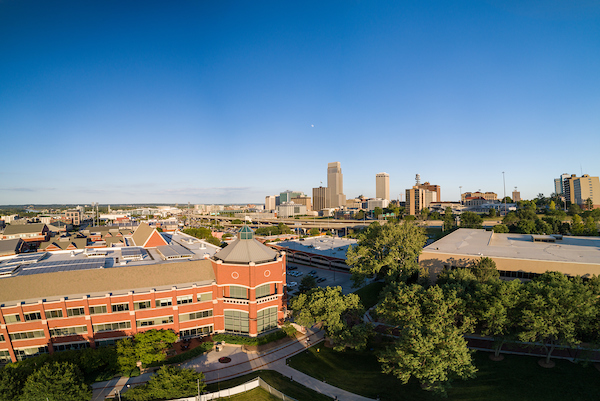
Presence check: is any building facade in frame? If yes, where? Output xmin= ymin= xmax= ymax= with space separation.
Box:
xmin=265 ymin=196 xmax=276 ymax=211
xmin=327 ymin=162 xmax=346 ymax=208
xmin=312 ymin=186 xmax=326 ymax=212
xmin=0 ymin=227 xmax=285 ymax=363
xmin=375 ymin=173 xmax=390 ymax=201
xmin=563 ymin=174 xmax=600 ymax=208
xmin=460 ymin=191 xmax=497 ymax=204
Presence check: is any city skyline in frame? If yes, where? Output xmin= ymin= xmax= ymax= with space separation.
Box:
xmin=1 ymin=1 xmax=599 ymax=205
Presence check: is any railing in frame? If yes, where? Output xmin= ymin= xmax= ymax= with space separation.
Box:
xmin=257 ymin=294 xmax=279 ymax=304
xmin=223 ymin=298 xmax=249 ymax=305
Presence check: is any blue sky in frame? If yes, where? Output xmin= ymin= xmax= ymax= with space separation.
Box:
xmin=1 ymin=0 xmax=599 ymax=205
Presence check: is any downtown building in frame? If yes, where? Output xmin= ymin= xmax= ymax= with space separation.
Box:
xmin=0 ymin=226 xmax=286 ymax=363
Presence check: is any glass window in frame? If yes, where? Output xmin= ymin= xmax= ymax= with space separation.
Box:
xmin=197 ymin=292 xmax=212 ymax=302
xmin=0 ymin=334 xmax=4 ymax=342
xmin=9 ymin=330 xmax=45 ymax=341
xmin=24 ymin=312 xmax=42 ymax=321
xmin=4 ymin=314 xmax=21 ymax=324
xmin=0 ymin=350 xmax=11 ymax=363
xmin=155 ymin=298 xmax=172 ymax=307
xmin=15 ymin=346 xmax=48 ymax=361
xmin=255 ymin=284 xmax=272 ymax=299
xmin=45 ymin=309 xmax=64 ymax=319
xmin=136 ymin=316 xmax=174 ymax=327
xmin=112 ymin=303 xmax=130 ymax=312
xmin=66 ymin=307 xmax=86 ymax=317
xmin=177 ymin=295 xmax=193 ymax=305
xmin=89 ymin=305 xmax=107 ymax=315
xmin=179 ymin=325 xmax=213 ymax=339
xmin=93 ymin=321 xmax=131 ymax=333
xmin=49 ymin=326 xmax=87 ymax=337
xmin=134 ymin=301 xmax=152 ymax=310
xmin=224 ymin=310 xmax=249 ymax=334
xmin=257 ymin=307 xmax=278 ymax=333
xmin=229 ymin=286 xmax=248 ymax=300
xmin=179 ymin=310 xmax=213 ymax=322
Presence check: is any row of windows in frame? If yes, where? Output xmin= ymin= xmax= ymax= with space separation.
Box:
xmin=0 ymin=334 xmax=4 ymax=342
xmin=180 ymin=310 xmax=213 ymax=322
xmin=93 ymin=321 xmax=131 ymax=333
xmin=49 ymin=326 xmax=87 ymax=337
xmin=229 ymin=285 xmax=278 ymax=300
xmin=15 ymin=346 xmax=48 ymax=361
xmin=9 ymin=330 xmax=45 ymax=341
xmin=224 ymin=310 xmax=249 ymax=334
xmin=179 ymin=325 xmax=213 ymax=339
xmin=257 ymin=307 xmax=278 ymax=333
xmin=3 ymin=293 xmax=214 ymax=323
xmin=53 ymin=342 xmax=90 ymax=352
xmin=136 ymin=316 xmax=174 ymax=327
xmin=498 ymin=270 xmax=542 ymax=280
xmin=0 ymin=350 xmax=10 ymax=363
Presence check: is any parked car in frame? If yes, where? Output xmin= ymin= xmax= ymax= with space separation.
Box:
xmin=288 ymin=281 xmax=298 ymax=287
xmin=309 ymin=270 xmax=317 ymax=275
xmin=317 ymin=277 xmax=326 ymax=283
xmin=288 ymin=265 xmax=297 ymax=270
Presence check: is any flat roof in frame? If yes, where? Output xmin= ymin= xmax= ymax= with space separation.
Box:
xmin=277 ymin=236 xmax=357 ymax=259
xmin=423 ymin=229 xmax=600 ymax=265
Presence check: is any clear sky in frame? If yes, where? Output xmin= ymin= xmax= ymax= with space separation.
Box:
xmin=1 ymin=0 xmax=599 ymax=205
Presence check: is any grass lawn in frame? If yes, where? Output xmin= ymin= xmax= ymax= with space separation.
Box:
xmin=288 ymin=346 xmax=600 ymax=401
xmin=205 ymin=370 xmax=332 ymax=401
xmin=215 ymin=387 xmax=282 ymax=401
xmin=353 ymin=281 xmax=385 ymax=309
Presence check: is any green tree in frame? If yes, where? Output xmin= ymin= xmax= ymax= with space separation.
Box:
xmin=488 ymin=208 xmax=497 ymax=218
xmin=298 ymin=274 xmax=317 ymax=293
xmin=290 ymin=286 xmax=370 ymax=351
xmin=0 ymin=364 xmax=33 ymax=401
xmin=571 ymin=214 xmax=584 ymax=235
xmin=473 ymin=279 xmax=522 ymax=359
xmin=585 ymin=198 xmax=593 ymax=210
xmin=549 ymin=200 xmax=556 ymax=210
xmin=516 ymin=219 xmax=536 ymax=234
xmin=278 ymin=223 xmax=292 ymax=234
xmin=354 ymin=210 xmax=365 ymax=220
xmin=518 ymin=272 xmax=597 ymax=366
xmin=568 ymin=203 xmax=582 ymax=216
xmin=123 ymin=366 xmax=205 ymax=401
xmin=346 ymin=221 xmax=427 ymax=286
xmin=376 ymin=284 xmax=477 ymax=396
xmin=117 ymin=338 xmax=138 ymax=373
xmin=19 ymin=362 xmax=91 ymax=401
xmin=471 ymin=257 xmax=500 ymax=282
xmin=492 ymin=224 xmax=509 ymax=233
xmin=443 ymin=207 xmax=455 ymax=232
xmin=584 ymin=216 xmax=598 ymax=236
xmin=420 ymin=207 xmax=429 ymax=220
xmin=134 ymin=329 xmax=178 ymax=366
xmin=373 ymin=207 xmax=383 ymax=219
xmin=459 ymin=211 xmax=483 ymax=228
xmin=309 ymin=227 xmax=320 ymax=236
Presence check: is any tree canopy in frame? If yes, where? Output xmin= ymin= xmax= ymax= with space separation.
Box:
xmin=346 ymin=221 xmax=427 ymax=286
xmin=123 ymin=366 xmax=205 ymax=401
xmin=19 ymin=361 xmax=91 ymax=401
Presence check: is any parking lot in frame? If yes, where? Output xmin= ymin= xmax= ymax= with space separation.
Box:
xmin=285 ymin=262 xmax=355 ymax=296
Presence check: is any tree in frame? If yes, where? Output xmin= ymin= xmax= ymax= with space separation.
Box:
xmin=492 ymin=224 xmax=509 ymax=233
xmin=19 ymin=362 xmax=91 ymax=401
xmin=584 ymin=216 xmax=598 ymax=236
xmin=278 ymin=223 xmax=292 ymax=234
xmin=472 ymin=279 xmax=522 ymax=359
xmin=488 ymin=208 xmax=497 ymax=218
xmin=123 ymin=366 xmax=205 ymax=401
xmin=298 ymin=274 xmax=317 ymax=293
xmin=354 ymin=210 xmax=365 ymax=220
xmin=571 ymin=214 xmax=584 ymax=235
xmin=309 ymin=227 xmax=320 ymax=236
xmin=0 ymin=364 xmax=33 ymax=401
xmin=376 ymin=284 xmax=477 ymax=396
xmin=549 ymin=200 xmax=556 ymax=211
xmin=459 ymin=211 xmax=483 ymax=229
xmin=134 ymin=329 xmax=178 ymax=366
xmin=290 ymin=286 xmax=370 ymax=351
xmin=373 ymin=207 xmax=383 ymax=219
xmin=516 ymin=219 xmax=536 ymax=234
xmin=585 ymin=198 xmax=594 ymax=210
xmin=443 ymin=207 xmax=455 ymax=232
xmin=518 ymin=272 xmax=597 ymax=366
xmin=471 ymin=257 xmax=499 ymax=282
xmin=420 ymin=208 xmax=429 ymax=221
xmin=568 ymin=203 xmax=582 ymax=216
xmin=346 ymin=221 xmax=427 ymax=287
xmin=117 ymin=338 xmax=138 ymax=373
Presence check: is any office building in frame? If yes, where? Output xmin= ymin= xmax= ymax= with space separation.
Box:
xmin=554 ymin=173 xmax=571 ymax=195
xmin=312 ymin=186 xmax=326 ymax=211
xmin=291 ymin=195 xmax=311 ymax=211
xmin=376 ymin=173 xmax=390 ymax=201
xmin=265 ymin=196 xmax=276 ymax=211
xmin=279 ymin=191 xmax=303 ymax=204
xmin=0 ymin=226 xmax=285 ymax=363
xmin=563 ymin=174 xmax=600 ymax=208
xmin=405 ymin=176 xmax=441 ymax=215
xmin=512 ymin=190 xmax=521 ymax=202
xmin=277 ymin=202 xmax=307 ymax=218
xmin=461 ymin=191 xmax=497 ymax=205
xmin=367 ymin=198 xmax=389 ymax=211
xmin=327 ymin=162 xmax=346 ymax=208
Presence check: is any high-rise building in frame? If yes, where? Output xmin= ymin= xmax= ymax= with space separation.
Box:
xmin=279 ymin=191 xmax=303 ymax=203
xmin=265 ymin=196 xmax=276 ymax=211
xmin=554 ymin=173 xmax=571 ymax=195
xmin=291 ymin=195 xmax=311 ymax=211
xmin=405 ymin=175 xmax=440 ymax=215
xmin=327 ymin=162 xmax=346 ymax=208
xmin=461 ymin=191 xmax=497 ymax=204
xmin=563 ymin=174 xmax=600 ymax=208
xmin=376 ymin=173 xmax=390 ymax=200
xmin=312 ymin=187 xmax=326 ymax=211
xmin=512 ymin=190 xmax=521 ymax=202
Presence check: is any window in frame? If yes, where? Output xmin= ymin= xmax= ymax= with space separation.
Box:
xmin=0 ymin=350 xmax=10 ymax=363
xmin=89 ymin=305 xmax=107 ymax=315
xmin=224 ymin=310 xmax=249 ymax=334
xmin=53 ymin=342 xmax=89 ymax=352
xmin=93 ymin=321 xmax=131 ymax=333
xmin=179 ymin=310 xmax=213 ymax=322
xmin=49 ymin=326 xmax=87 ymax=337
xmin=67 ymin=307 xmax=86 ymax=317
xmin=179 ymin=325 xmax=213 ymax=339
xmin=255 ymin=284 xmax=272 ymax=299
xmin=9 ymin=330 xmax=45 ymax=341
xmin=197 ymin=292 xmax=212 ymax=302
xmin=155 ymin=298 xmax=172 ymax=307
xmin=15 ymin=346 xmax=48 ymax=361
xmin=45 ymin=309 xmax=63 ymax=319
xmin=112 ymin=303 xmax=130 ymax=312
xmin=228 ymin=286 xmax=248 ymax=300
xmin=4 ymin=314 xmax=21 ymax=324
xmin=24 ymin=312 xmax=42 ymax=321
xmin=134 ymin=301 xmax=152 ymax=310
xmin=177 ymin=295 xmax=193 ymax=305
xmin=136 ymin=316 xmax=174 ymax=327
xmin=257 ymin=307 xmax=278 ymax=333
xmin=0 ymin=334 xmax=4 ymax=342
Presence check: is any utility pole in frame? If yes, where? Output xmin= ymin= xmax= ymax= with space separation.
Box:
xmin=502 ymin=172 xmax=506 ymax=216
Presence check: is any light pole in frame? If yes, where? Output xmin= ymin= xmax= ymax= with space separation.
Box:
xmin=459 ymin=186 xmax=462 ymax=205
xmin=502 ymin=172 xmax=506 ymax=216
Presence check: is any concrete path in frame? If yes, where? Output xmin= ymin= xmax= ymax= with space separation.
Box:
xmin=91 ymin=328 xmax=375 ymax=400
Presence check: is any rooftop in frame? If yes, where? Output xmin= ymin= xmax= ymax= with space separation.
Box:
xmin=276 ymin=236 xmax=357 ymax=259
xmin=423 ymin=229 xmax=600 ymax=265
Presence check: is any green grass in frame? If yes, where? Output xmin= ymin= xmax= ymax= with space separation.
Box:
xmin=206 ymin=370 xmax=332 ymax=401
xmin=288 ymin=346 xmax=600 ymax=401
xmin=215 ymin=387 xmax=281 ymax=401
xmin=353 ymin=281 xmax=385 ymax=309
xmin=213 ymin=330 xmax=287 ymax=346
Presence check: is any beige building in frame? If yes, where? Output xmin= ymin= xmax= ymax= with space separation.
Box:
xmin=405 ymin=179 xmax=440 ymax=215
xmin=512 ymin=190 xmax=521 ymax=202
xmin=265 ymin=195 xmax=276 ymax=211
xmin=461 ymin=191 xmax=497 ymax=204
xmin=327 ymin=162 xmax=346 ymax=208
xmin=291 ymin=195 xmax=311 ymax=211
xmin=376 ymin=172 xmax=390 ymax=200
xmin=420 ymin=229 xmax=600 ymax=283
xmin=563 ymin=174 xmax=600 ymax=208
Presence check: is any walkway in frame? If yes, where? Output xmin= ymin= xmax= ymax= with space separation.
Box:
xmin=91 ymin=329 xmax=375 ymax=401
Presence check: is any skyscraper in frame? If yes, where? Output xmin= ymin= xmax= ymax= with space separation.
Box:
xmin=312 ymin=186 xmax=326 ymax=211
xmin=327 ymin=162 xmax=346 ymax=208
xmin=376 ymin=172 xmax=390 ymax=200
